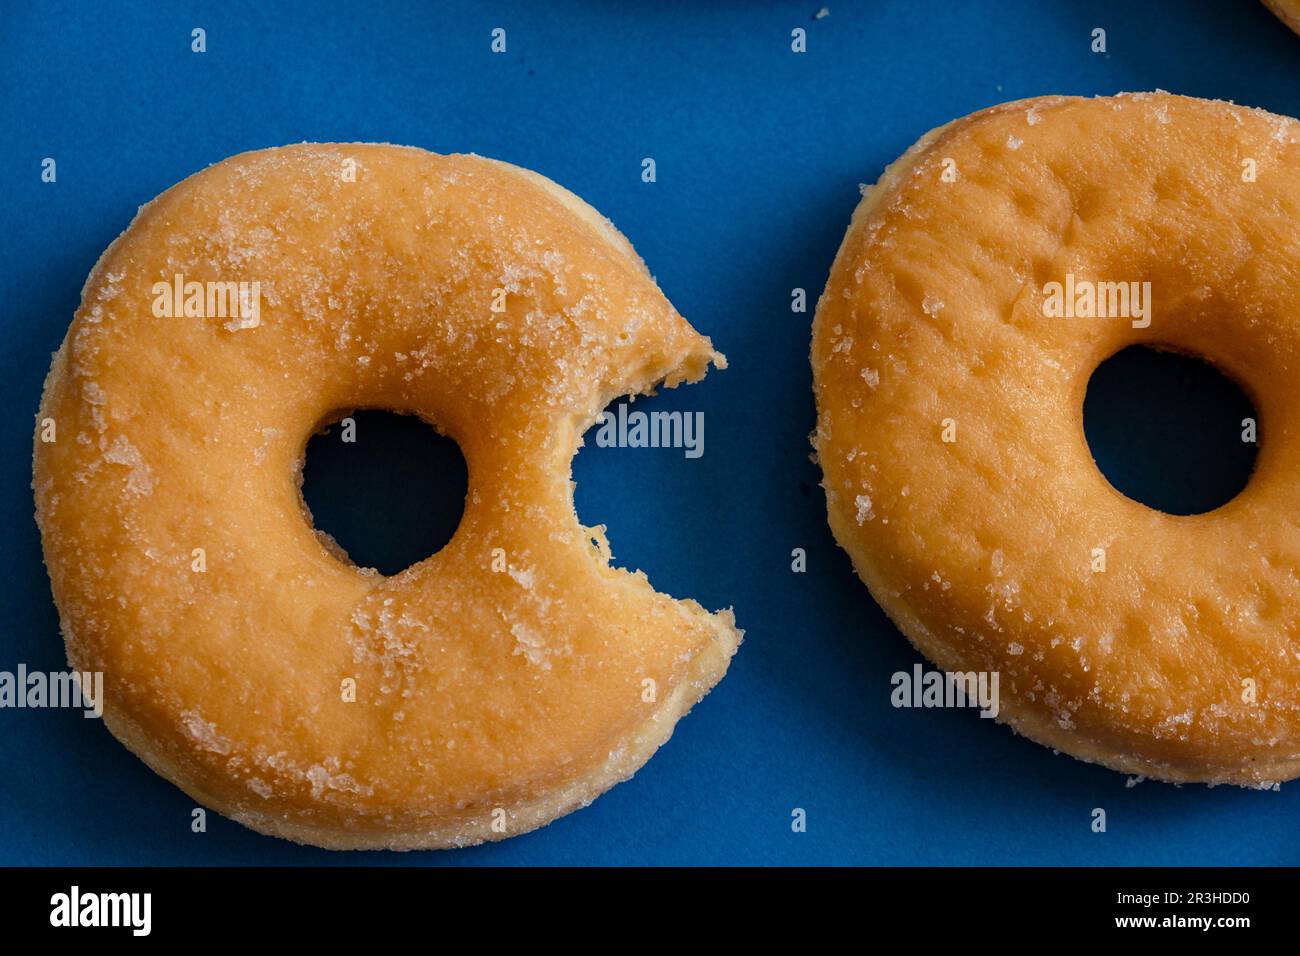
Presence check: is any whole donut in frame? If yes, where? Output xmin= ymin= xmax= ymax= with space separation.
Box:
xmin=34 ymin=144 xmax=741 ymax=848
xmin=812 ymin=93 xmax=1300 ymax=786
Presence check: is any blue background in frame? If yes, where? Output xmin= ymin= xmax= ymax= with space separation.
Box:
xmin=3 ymin=0 xmax=1300 ymax=866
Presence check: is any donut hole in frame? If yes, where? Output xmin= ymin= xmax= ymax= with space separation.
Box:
xmin=299 ymin=410 xmax=468 ymax=575
xmin=1082 ymin=345 xmax=1257 ymax=515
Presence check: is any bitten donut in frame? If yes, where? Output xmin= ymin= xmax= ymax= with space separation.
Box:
xmin=34 ymin=144 xmax=741 ymax=848
xmin=813 ymin=93 xmax=1300 ymax=786
xmin=1264 ymin=0 xmax=1300 ymax=36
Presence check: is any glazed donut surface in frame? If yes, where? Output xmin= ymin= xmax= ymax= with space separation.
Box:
xmin=813 ymin=93 xmax=1300 ymax=786
xmin=34 ymin=144 xmax=741 ymax=848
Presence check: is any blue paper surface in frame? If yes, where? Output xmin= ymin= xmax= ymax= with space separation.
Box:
xmin=3 ymin=0 xmax=1299 ymax=865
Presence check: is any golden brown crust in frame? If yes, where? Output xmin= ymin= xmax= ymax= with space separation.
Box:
xmin=1264 ymin=0 xmax=1300 ymax=36
xmin=813 ymin=93 xmax=1300 ymax=786
xmin=34 ymin=144 xmax=741 ymax=848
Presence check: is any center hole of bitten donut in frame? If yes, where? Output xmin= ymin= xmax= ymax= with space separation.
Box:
xmin=300 ymin=410 xmax=468 ymax=575
xmin=1082 ymin=345 xmax=1257 ymax=516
